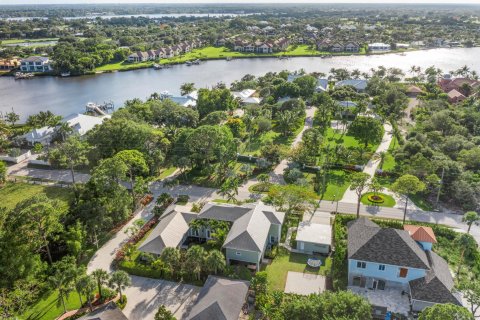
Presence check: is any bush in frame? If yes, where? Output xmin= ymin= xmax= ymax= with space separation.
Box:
xmin=136 ymin=252 xmax=155 ymax=266
xmin=265 ymin=245 xmax=278 ymax=259
xmin=116 ymin=295 xmax=127 ymax=309
xmin=176 ymin=194 xmax=189 ymax=204
xmin=191 ymin=202 xmax=205 ymax=213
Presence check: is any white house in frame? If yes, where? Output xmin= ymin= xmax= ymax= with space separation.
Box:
xmin=20 ymin=56 xmax=52 ymax=72
xmin=368 ymin=43 xmax=391 ymax=52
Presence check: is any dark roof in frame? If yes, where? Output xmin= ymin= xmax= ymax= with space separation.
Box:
xmin=78 ymin=302 xmax=128 ymax=320
xmin=348 ymin=218 xmax=430 ymax=269
xmin=409 ymin=251 xmax=460 ymax=304
xmin=186 ymin=276 xmax=249 ymax=320
xmin=198 ymin=203 xmax=253 ymax=222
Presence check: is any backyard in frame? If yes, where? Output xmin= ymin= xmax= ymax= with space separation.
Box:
xmin=264 ymin=248 xmax=332 ymax=291
xmin=0 ymin=182 xmax=72 ymax=210
xmin=20 ymin=290 xmax=85 ymax=320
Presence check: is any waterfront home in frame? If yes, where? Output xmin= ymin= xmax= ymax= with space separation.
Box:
xmin=368 ymin=43 xmax=391 ymax=52
xmin=335 ymin=79 xmax=368 ymax=92
xmin=185 ymin=276 xmax=250 ymax=320
xmin=316 ymin=39 xmax=332 ymax=51
xmin=20 ymin=56 xmax=52 ymax=72
xmin=330 ymin=42 xmax=344 ymax=52
xmin=438 ymin=77 xmax=480 ymax=96
xmin=255 ymin=42 xmax=273 ymax=54
xmin=447 ymin=89 xmax=466 ymax=104
xmin=147 ymin=50 xmax=157 ymax=60
xmin=232 ymin=89 xmax=261 ymax=104
xmin=316 ymin=78 xmax=329 ymax=92
xmin=406 ymin=85 xmax=424 ymax=98
xmin=169 ymin=96 xmax=197 ymax=107
xmin=23 ymin=113 xmax=110 ymax=146
xmin=295 ymin=221 xmax=332 ymax=254
xmin=127 ymin=51 xmax=149 ymax=62
xmin=348 ymin=218 xmax=461 ymax=313
xmin=0 ymin=58 xmax=20 ymax=70
xmin=215 ymin=38 xmax=226 ymax=46
xmin=139 ymin=202 xmax=284 ymax=270
xmin=274 ymin=37 xmax=289 ymax=51
xmin=345 ymin=42 xmax=360 ymax=52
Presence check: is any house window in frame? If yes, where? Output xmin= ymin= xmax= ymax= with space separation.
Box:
xmin=379 ymin=265 xmax=386 ymax=271
xmin=235 ymin=251 xmax=242 ymax=256
xmin=191 ymin=229 xmax=199 ymax=237
xmin=206 ymin=230 xmax=211 ymax=239
xmin=399 ymin=268 xmax=408 ymax=278
xmin=356 ymin=261 xmax=366 ymax=269
xmin=270 ymin=235 xmax=276 ymax=243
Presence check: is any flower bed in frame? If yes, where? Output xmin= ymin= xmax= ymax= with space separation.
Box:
xmin=114 ymin=217 xmax=158 ymax=264
xmin=367 ymin=194 xmax=385 ymax=203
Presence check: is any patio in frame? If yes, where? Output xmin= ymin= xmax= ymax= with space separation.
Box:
xmin=284 ymin=271 xmax=326 ymax=295
xmin=348 ymin=286 xmax=411 ymax=316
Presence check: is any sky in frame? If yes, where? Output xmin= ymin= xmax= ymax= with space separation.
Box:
xmin=2 ymin=0 xmax=480 ymax=4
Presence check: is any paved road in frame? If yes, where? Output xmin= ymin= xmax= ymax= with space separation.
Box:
xmin=7 ymin=159 xmax=91 ymax=183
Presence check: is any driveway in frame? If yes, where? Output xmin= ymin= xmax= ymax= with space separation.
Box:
xmin=123 ymin=276 xmax=200 ymax=320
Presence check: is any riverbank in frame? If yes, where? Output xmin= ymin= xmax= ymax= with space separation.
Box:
xmin=95 ymin=45 xmax=407 ymax=73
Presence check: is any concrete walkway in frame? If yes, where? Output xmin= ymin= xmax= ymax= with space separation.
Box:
xmin=341 ymin=122 xmax=393 ymax=203
xmin=7 ymin=158 xmax=91 ymax=183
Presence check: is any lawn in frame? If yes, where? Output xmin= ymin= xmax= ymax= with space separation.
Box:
xmin=0 ymin=38 xmax=58 ymax=45
xmin=20 ymin=290 xmax=85 ymax=320
xmin=158 ymin=166 xmax=178 ymax=180
xmin=264 ymin=248 xmax=332 ymax=291
xmin=361 ymin=192 xmax=396 ymax=207
xmin=324 ymin=127 xmax=380 ymax=153
xmin=0 ymin=182 xmax=72 ymax=210
xmin=306 ymin=169 xmax=352 ymax=201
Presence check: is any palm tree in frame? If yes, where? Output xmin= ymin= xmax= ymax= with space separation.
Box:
xmin=77 ymin=275 xmax=96 ymax=311
xmin=55 ymin=122 xmax=73 ymax=142
xmin=185 ymin=245 xmax=206 ymax=280
xmin=456 ymin=233 xmax=477 ymax=277
xmin=49 ymin=272 xmax=73 ymax=314
xmin=91 ymin=269 xmax=109 ymax=299
xmin=205 ymin=250 xmax=226 ymax=275
xmin=160 ymin=247 xmax=182 ymax=278
xmin=180 ymin=82 xmax=196 ymax=96
xmin=372 ymin=151 xmax=387 ymax=170
xmin=463 ymin=211 xmax=480 ymax=234
xmin=219 ymin=177 xmax=240 ymax=203
xmin=70 ymin=264 xmax=87 ymax=307
xmin=108 ymin=271 xmax=131 ymax=303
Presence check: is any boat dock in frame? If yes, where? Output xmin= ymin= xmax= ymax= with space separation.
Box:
xmin=85 ymin=101 xmax=114 ymax=116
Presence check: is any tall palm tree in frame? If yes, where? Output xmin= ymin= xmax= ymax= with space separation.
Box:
xmin=77 ymin=275 xmax=96 ymax=311
xmin=185 ymin=245 xmax=206 ymax=280
xmin=55 ymin=122 xmax=73 ymax=142
xmin=91 ymin=269 xmax=109 ymax=299
xmin=160 ymin=247 xmax=182 ymax=278
xmin=49 ymin=272 xmax=73 ymax=314
xmin=205 ymin=250 xmax=226 ymax=275
xmin=456 ymin=233 xmax=477 ymax=277
xmin=108 ymin=271 xmax=131 ymax=303
xmin=372 ymin=151 xmax=387 ymax=170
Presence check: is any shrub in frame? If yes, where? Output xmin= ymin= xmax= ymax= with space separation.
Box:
xmin=136 ymin=252 xmax=155 ymax=266
xmin=116 ymin=295 xmax=127 ymax=309
xmin=191 ymin=202 xmax=205 ymax=213
xmin=176 ymin=194 xmax=189 ymax=204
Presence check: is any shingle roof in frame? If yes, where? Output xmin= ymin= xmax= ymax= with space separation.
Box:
xmin=404 ymin=225 xmax=437 ymax=243
xmin=138 ymin=210 xmax=192 ymax=255
xmin=186 ymin=276 xmax=249 ymax=320
xmin=348 ymin=218 xmax=430 ymax=269
xmin=409 ymin=251 xmax=460 ymax=305
xmin=198 ymin=203 xmax=253 ymax=222
xmin=336 ymin=79 xmax=368 ymax=91
xmin=78 ymin=302 xmax=128 ymax=320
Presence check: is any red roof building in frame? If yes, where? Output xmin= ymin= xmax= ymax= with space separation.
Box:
xmin=404 ymin=225 xmax=437 ymax=250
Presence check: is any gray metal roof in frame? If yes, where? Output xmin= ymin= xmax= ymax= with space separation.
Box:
xmin=198 ymin=203 xmax=253 ymax=222
xmin=78 ymin=302 xmax=128 ymax=320
xmin=348 ymin=218 xmax=430 ymax=269
xmin=186 ymin=276 xmax=249 ymax=320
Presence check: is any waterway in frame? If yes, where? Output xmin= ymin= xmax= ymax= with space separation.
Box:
xmin=1 ymin=47 xmax=479 ymax=120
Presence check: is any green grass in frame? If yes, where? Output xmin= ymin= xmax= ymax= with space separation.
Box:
xmin=0 ymin=38 xmax=58 ymax=45
xmin=0 ymin=182 xmax=72 ymax=210
xmin=158 ymin=166 xmax=177 ymax=180
xmin=409 ymin=193 xmax=434 ymax=211
xmin=324 ymin=127 xmax=379 ymax=153
xmin=20 ymin=290 xmax=85 ymax=320
xmin=361 ymin=192 xmax=396 ymax=207
xmin=264 ymin=248 xmax=332 ymax=291
xmin=306 ymin=169 xmax=352 ymax=201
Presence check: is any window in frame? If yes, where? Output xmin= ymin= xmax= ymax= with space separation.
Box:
xmin=191 ymin=229 xmax=199 ymax=237
xmin=206 ymin=230 xmax=211 ymax=239
xmin=399 ymin=268 xmax=408 ymax=278
xmin=356 ymin=261 xmax=366 ymax=269
xmin=270 ymin=235 xmax=276 ymax=243
xmin=379 ymin=264 xmax=386 ymax=271
xmin=236 ymin=251 xmax=242 ymax=256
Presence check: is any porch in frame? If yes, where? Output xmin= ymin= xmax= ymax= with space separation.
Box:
xmin=348 ymin=286 xmax=411 ymax=316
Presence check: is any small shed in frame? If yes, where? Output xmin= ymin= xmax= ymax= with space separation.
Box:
xmin=406 ymin=85 xmax=424 ymax=98
xmin=295 ymin=222 xmax=332 ymax=254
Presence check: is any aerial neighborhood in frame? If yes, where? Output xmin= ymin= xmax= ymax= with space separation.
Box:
xmin=2 ymin=3 xmax=480 ymax=320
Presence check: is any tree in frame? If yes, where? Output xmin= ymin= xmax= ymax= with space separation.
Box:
xmin=276 ymin=110 xmax=297 ymax=137
xmin=185 ymin=245 xmax=206 ymax=280
xmin=46 ymin=135 xmax=90 ymax=200
xmin=455 ymin=233 xmax=477 ymax=277
xmin=5 ymin=111 xmax=19 ymax=126
xmin=268 ymin=184 xmax=317 ymax=214
xmin=250 ymin=271 xmax=268 ymax=295
xmin=419 ymin=303 xmax=473 ymax=320
xmin=372 ymin=151 xmax=387 ymax=170
xmin=219 ymin=177 xmax=240 ymax=203
xmin=155 ymin=305 xmax=176 ymax=320
xmin=180 ymin=82 xmax=196 ymax=96
xmin=13 ymin=194 xmax=65 ymax=264
xmin=205 ymin=250 xmax=226 ymax=275
xmin=368 ymin=177 xmax=383 ymax=196
xmin=463 ymin=211 xmax=480 ymax=234
xmin=49 ymin=257 xmax=77 ymax=314
xmin=0 ymin=161 xmax=6 ymax=184
xmin=348 ymin=117 xmax=384 ymax=148
xmin=349 ymin=172 xmax=370 ymax=218
xmin=109 ymin=271 xmax=131 ymax=303
xmin=196 ymin=88 xmax=238 ymax=118
xmin=91 ymin=269 xmax=109 ymax=299
xmin=391 ymin=174 xmax=426 ymax=224
xmin=257 ymin=173 xmax=270 ymax=184
xmin=113 ymin=150 xmax=149 ymax=210
xmin=77 ymin=275 xmax=96 ymax=311
xmin=160 ymin=247 xmax=182 ymax=278
xmin=293 ymin=75 xmax=317 ymax=98
xmin=66 ymin=221 xmax=86 ymax=261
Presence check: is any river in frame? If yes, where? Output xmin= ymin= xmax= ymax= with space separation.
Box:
xmin=1 ymin=47 xmax=479 ymax=120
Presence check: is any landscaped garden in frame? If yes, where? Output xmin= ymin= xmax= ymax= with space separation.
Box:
xmin=361 ymin=192 xmax=396 ymax=207
xmin=264 ymin=248 xmax=332 ymax=291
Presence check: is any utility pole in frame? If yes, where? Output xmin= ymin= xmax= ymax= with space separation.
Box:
xmin=436 ymin=167 xmax=445 ymax=208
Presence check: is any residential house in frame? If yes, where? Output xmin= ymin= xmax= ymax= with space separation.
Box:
xmin=185 ymin=276 xmax=250 ymax=320
xmin=316 ymin=39 xmax=332 ymax=51
xmin=335 ymin=79 xmax=368 ymax=92
xmin=23 ymin=113 xmax=110 ymax=146
xmin=316 ymin=78 xmax=329 ymax=92
xmin=215 ymin=38 xmax=226 ymax=47
xmin=274 ymin=37 xmax=289 ymax=51
xmin=345 ymin=42 xmax=360 ymax=52
xmin=263 ymin=26 xmax=276 ymax=36
xmin=0 ymin=58 xmax=20 ymax=70
xmin=139 ymin=202 xmax=285 ymax=270
xmin=330 ymin=42 xmax=344 ymax=52
xmin=78 ymin=302 xmax=128 ymax=320
xmin=368 ymin=43 xmax=391 ymax=52
xmin=438 ymin=77 xmax=480 ymax=96
xmin=295 ymin=221 xmax=332 ymax=254
xmin=127 ymin=51 xmax=148 ymax=62
xmin=347 ymin=218 xmax=461 ymax=313
xmin=20 ymin=56 xmax=52 ymax=72
xmin=255 ymin=41 xmax=273 ymax=54
xmin=232 ymin=89 xmax=262 ymax=104
xmin=147 ymin=50 xmax=157 ymax=60
xmin=406 ymin=85 xmax=424 ymax=98
xmin=447 ymin=89 xmax=466 ymax=104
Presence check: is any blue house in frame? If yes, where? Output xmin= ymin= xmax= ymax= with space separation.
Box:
xmin=347 ymin=218 xmax=461 ymax=312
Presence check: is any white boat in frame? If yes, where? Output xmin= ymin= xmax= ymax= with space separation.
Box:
xmin=193 ymin=59 xmax=201 ymax=65
xmin=153 ymin=63 xmax=163 ymax=70
xmin=14 ymin=72 xmax=34 ymax=80
xmin=60 ymin=72 xmax=71 ymax=77
xmin=185 ymin=61 xmax=192 ymax=66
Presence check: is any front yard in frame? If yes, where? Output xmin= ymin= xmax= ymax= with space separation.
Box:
xmin=264 ymin=248 xmax=332 ymax=291
xmin=0 ymin=182 xmax=72 ymax=210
